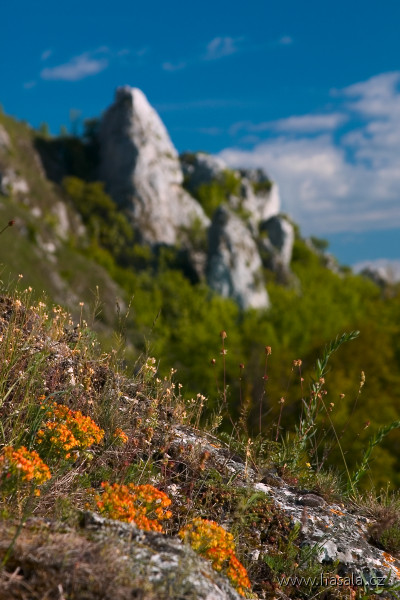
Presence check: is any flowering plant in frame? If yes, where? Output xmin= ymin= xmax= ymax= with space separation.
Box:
xmin=94 ymin=482 xmax=172 ymax=532
xmin=111 ymin=427 xmax=129 ymax=445
xmin=37 ymin=402 xmax=104 ymax=460
xmin=0 ymin=446 xmax=51 ymax=496
xmin=179 ymin=518 xmax=251 ymax=596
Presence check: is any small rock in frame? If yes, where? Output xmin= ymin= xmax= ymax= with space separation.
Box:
xmin=296 ymin=493 xmax=326 ymax=508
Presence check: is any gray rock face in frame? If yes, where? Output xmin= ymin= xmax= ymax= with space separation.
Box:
xmin=259 ymin=215 xmax=294 ymax=273
xmin=361 ymin=265 xmax=395 ymax=287
xmin=254 ymin=480 xmax=400 ymax=587
xmin=181 ymin=152 xmax=228 ymax=190
xmin=238 ymin=169 xmax=281 ymax=228
xmin=207 ymin=205 xmax=270 ymax=310
xmin=180 ymin=152 xmax=280 ymax=232
xmin=169 ymin=425 xmax=400 ymax=590
xmin=83 ymin=512 xmax=242 ymax=600
xmin=100 ymin=87 xmax=209 ymax=245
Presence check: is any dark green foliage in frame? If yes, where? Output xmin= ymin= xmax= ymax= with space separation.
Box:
xmin=189 ymin=169 xmax=241 ymax=218
xmin=310 ymin=236 xmax=330 ymax=252
xmin=377 ymin=523 xmax=400 ymax=555
xmin=34 ymin=124 xmax=99 ymax=183
xmin=264 ymin=523 xmax=336 ymax=598
xmin=62 ymin=177 xmax=136 ymax=267
xmin=251 ymin=178 xmax=272 ymax=194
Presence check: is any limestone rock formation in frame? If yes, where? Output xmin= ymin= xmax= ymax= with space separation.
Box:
xmin=207 ymin=205 xmax=270 ymax=310
xmin=258 ymin=215 xmax=295 ymax=278
xmin=360 ymin=264 xmax=397 ymax=287
xmin=238 ymin=168 xmax=281 ymax=228
xmin=180 ymin=152 xmax=280 ymax=232
xmin=99 ymin=87 xmax=209 ymax=246
xmin=83 ymin=512 xmax=242 ymax=600
xmin=169 ymin=425 xmax=400 ymax=592
xmin=181 ymin=151 xmax=228 ymax=191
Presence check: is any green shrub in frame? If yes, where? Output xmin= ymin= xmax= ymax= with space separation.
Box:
xmin=192 ymin=170 xmax=241 ymax=218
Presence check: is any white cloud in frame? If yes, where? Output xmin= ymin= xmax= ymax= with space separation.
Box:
xmin=219 ymin=71 xmax=400 ymax=235
xmin=230 ymin=113 xmax=347 ymax=135
xmin=163 ymin=35 xmax=244 ymax=74
xmin=162 ymin=61 xmax=187 ymax=72
xmin=41 ymin=51 xmax=109 ymax=81
xmin=204 ymin=36 xmax=242 ymax=60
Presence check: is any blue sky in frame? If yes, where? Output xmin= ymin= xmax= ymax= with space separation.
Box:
xmin=1 ymin=0 xmax=400 ymax=267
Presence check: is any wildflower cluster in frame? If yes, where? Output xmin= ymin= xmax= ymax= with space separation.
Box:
xmin=179 ymin=518 xmax=251 ymax=596
xmin=94 ymin=482 xmax=172 ymax=532
xmin=37 ymin=402 xmax=104 ymax=460
xmin=0 ymin=446 xmax=51 ymax=496
xmin=112 ymin=427 xmax=129 ymax=445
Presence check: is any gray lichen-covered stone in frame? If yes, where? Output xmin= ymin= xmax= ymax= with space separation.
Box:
xmin=238 ymin=169 xmax=281 ymax=229
xmin=258 ymin=215 xmax=294 ymax=274
xmin=83 ymin=512 xmax=242 ymax=600
xmin=181 ymin=153 xmax=280 ymax=231
xmin=99 ymin=87 xmax=209 ymax=246
xmin=181 ymin=151 xmax=229 ymax=190
xmin=254 ymin=481 xmax=400 ymax=587
xmin=165 ymin=425 xmax=400 ymax=590
xmin=207 ymin=205 xmax=270 ymax=310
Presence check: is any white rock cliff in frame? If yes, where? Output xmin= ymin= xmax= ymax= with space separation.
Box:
xmin=207 ymin=205 xmax=270 ymax=310
xmin=100 ymin=87 xmax=209 ymax=246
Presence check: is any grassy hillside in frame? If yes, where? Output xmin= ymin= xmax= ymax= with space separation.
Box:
xmin=0 ymin=287 xmax=400 ymax=598
xmin=0 ymin=109 xmax=399 ymax=491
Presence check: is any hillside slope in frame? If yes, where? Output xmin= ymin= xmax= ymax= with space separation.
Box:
xmin=0 ymin=92 xmax=399 ymax=490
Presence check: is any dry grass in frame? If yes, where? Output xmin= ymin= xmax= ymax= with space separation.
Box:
xmin=0 ymin=520 xmax=159 ymax=600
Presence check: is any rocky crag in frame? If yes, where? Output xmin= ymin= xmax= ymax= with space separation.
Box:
xmin=99 ymin=87 xmax=294 ymax=310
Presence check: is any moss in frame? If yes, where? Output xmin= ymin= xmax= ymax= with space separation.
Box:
xmin=251 ymin=179 xmax=272 ymax=194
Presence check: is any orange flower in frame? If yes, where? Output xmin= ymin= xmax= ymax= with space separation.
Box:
xmin=112 ymin=428 xmax=129 ymax=445
xmin=37 ymin=403 xmax=104 ymax=460
xmin=179 ymin=518 xmax=251 ymax=595
xmin=94 ymin=482 xmax=172 ymax=532
xmin=0 ymin=446 xmax=51 ymax=488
